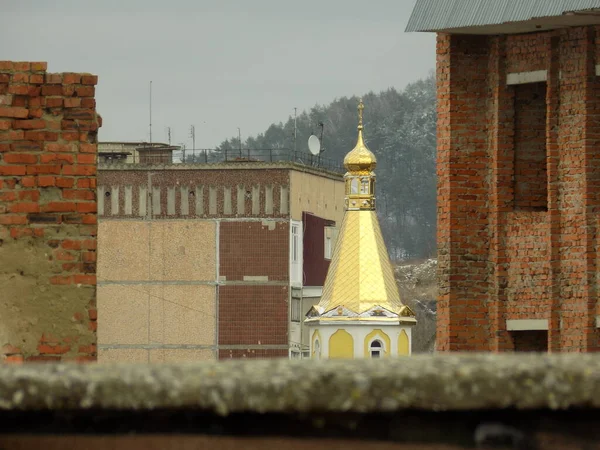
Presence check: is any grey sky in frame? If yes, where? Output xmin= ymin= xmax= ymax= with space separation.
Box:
xmin=2 ymin=0 xmax=435 ymax=148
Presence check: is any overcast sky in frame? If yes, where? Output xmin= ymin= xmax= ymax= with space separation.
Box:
xmin=2 ymin=0 xmax=435 ymax=148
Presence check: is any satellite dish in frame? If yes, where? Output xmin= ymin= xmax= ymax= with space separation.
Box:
xmin=308 ymin=134 xmax=321 ymax=155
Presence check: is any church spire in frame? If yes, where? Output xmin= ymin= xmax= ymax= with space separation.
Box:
xmin=343 ymin=99 xmax=377 ymax=211
xmin=308 ymin=99 xmax=415 ymax=319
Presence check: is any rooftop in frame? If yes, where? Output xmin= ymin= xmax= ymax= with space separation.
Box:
xmin=98 ymin=149 xmax=345 ymax=177
xmin=406 ymin=0 xmax=600 ymax=34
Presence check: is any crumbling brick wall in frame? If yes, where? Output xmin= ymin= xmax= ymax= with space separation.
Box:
xmin=0 ymin=61 xmax=100 ymax=362
xmin=436 ymin=26 xmax=600 ymax=352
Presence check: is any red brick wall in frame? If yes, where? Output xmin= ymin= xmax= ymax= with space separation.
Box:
xmin=219 ymin=221 xmax=289 ymax=282
xmin=218 ymin=349 xmax=288 ymax=359
xmin=218 ymin=285 xmax=288 ymax=346
xmin=436 ymin=27 xmax=600 ymax=352
xmin=436 ymin=35 xmax=492 ymax=351
xmin=0 ymin=61 xmax=100 ymax=363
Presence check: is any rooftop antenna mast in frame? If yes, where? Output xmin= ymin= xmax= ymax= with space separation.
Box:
xmin=149 ymin=81 xmax=153 ymax=146
xmin=167 ymin=127 xmax=171 ymax=145
xmin=189 ymin=125 xmax=196 ymax=162
xmin=294 ymin=107 xmax=297 ymax=152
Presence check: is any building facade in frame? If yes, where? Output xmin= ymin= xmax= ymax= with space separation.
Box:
xmin=98 ymin=142 xmax=180 ymax=164
xmin=96 ymin=162 xmax=344 ymax=362
xmin=305 ymin=101 xmax=416 ymax=359
xmin=407 ymin=1 xmax=600 ymax=352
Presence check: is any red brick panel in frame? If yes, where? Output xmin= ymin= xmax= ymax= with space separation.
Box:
xmin=0 ymin=61 xmax=99 ymax=363
xmin=505 ymin=33 xmax=550 ymax=73
xmin=219 ymin=221 xmax=289 ymax=282
xmin=557 ymin=27 xmax=598 ymax=352
xmin=436 ymin=34 xmax=492 ymax=351
xmin=218 ymin=285 xmax=288 ymax=346
xmin=218 ymin=349 xmax=288 ymax=360
xmin=505 ymin=212 xmax=550 ymax=320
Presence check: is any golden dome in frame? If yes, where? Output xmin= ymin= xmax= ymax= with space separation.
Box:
xmin=343 ymin=99 xmax=376 ymax=172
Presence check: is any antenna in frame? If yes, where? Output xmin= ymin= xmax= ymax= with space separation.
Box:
xmin=149 ymin=81 xmax=152 ymax=146
xmin=294 ymin=107 xmax=297 ymax=152
xmin=308 ymin=135 xmax=321 ymax=156
xmin=318 ymin=122 xmax=325 ymax=152
xmin=189 ymin=125 xmax=195 ymax=161
xmin=167 ymin=127 xmax=171 ymax=145
xmin=237 ymin=127 xmax=242 ymax=158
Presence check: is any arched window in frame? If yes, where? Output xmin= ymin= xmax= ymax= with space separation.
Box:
xmin=370 ymin=340 xmax=382 ymax=358
xmin=360 ymin=178 xmax=369 ymax=194
xmin=314 ymin=339 xmax=321 ymax=360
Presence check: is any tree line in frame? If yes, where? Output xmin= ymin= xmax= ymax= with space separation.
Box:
xmin=213 ymin=72 xmax=437 ymax=260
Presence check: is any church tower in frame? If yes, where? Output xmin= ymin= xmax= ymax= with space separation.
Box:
xmin=305 ymin=99 xmax=416 ymax=359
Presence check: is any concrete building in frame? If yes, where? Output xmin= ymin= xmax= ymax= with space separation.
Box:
xmin=407 ymin=0 xmax=600 ymax=352
xmin=305 ymin=100 xmax=416 ymax=359
xmin=98 ymin=142 xmax=180 ymax=165
xmin=96 ymin=161 xmax=344 ymax=362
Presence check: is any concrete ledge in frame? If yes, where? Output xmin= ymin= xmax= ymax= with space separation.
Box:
xmin=506 ymin=70 xmax=547 ymax=85
xmin=506 ymin=319 xmax=548 ymax=331
xmin=2 ymin=354 xmax=600 ymax=414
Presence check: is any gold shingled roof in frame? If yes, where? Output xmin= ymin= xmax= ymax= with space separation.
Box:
xmin=317 ymin=210 xmax=405 ymax=315
xmin=311 ymin=99 xmax=414 ymax=320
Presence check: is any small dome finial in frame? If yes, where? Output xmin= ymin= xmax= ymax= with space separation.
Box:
xmin=343 ymin=98 xmax=377 ymax=173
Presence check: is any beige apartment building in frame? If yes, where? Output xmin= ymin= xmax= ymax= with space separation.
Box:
xmin=97 ymin=160 xmax=344 ymax=362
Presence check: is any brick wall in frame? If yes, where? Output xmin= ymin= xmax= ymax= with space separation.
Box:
xmin=436 ymin=26 xmax=600 ymax=352
xmin=97 ymin=168 xmax=290 ymax=218
xmin=218 ymin=285 xmax=289 ymax=348
xmin=0 ymin=61 xmax=100 ymax=363
xmin=219 ymin=221 xmax=289 ymax=282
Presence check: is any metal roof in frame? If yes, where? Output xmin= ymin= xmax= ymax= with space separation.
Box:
xmin=406 ymin=0 xmax=600 ymax=33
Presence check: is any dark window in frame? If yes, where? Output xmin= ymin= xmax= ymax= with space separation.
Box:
xmin=370 ymin=340 xmax=382 ymax=358
xmin=511 ymin=330 xmax=548 ymax=352
xmin=513 ymin=82 xmax=548 ymax=211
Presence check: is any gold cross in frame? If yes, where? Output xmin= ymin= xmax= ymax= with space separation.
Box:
xmin=358 ymin=99 xmax=364 ymax=128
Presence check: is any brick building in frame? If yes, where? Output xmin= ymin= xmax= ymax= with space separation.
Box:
xmin=96 ymin=161 xmax=344 ymax=362
xmin=0 ymin=61 xmax=100 ymax=363
xmin=407 ymin=1 xmax=600 ymax=352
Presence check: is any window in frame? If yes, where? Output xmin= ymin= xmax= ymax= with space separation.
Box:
xmin=290 ymin=221 xmax=302 ymax=285
xmin=290 ymin=351 xmax=301 ymax=359
xmin=291 ymin=224 xmax=299 ymax=263
xmin=291 ymin=297 xmax=301 ymax=322
xmin=350 ymin=178 xmax=359 ymax=194
xmin=324 ymin=235 xmax=332 ymax=260
xmin=511 ymin=331 xmax=548 ymax=352
xmin=370 ymin=340 xmax=382 ymax=358
xmin=324 ymin=226 xmax=337 ymax=260
xmin=302 ymin=351 xmax=310 ymax=359
xmin=360 ymin=178 xmax=369 ymax=194
xmin=513 ymin=81 xmax=548 ymax=211
xmin=314 ymin=340 xmax=321 ymax=359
